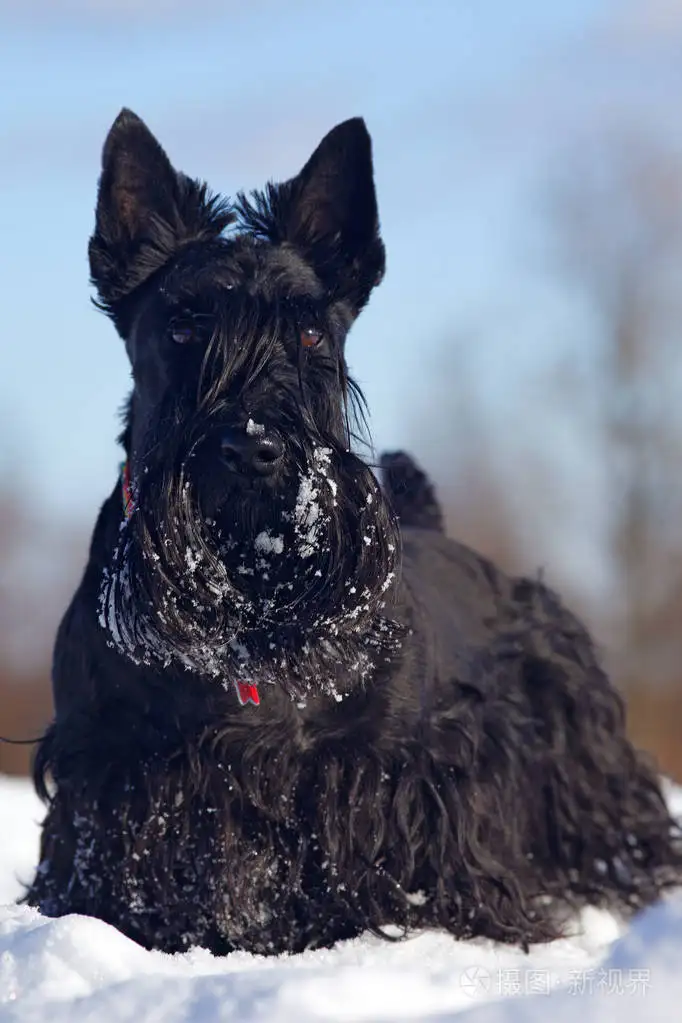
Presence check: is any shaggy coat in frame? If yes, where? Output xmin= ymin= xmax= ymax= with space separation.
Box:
xmin=25 ymin=111 xmax=682 ymax=955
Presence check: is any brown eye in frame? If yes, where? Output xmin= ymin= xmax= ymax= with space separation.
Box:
xmin=300 ymin=326 xmax=323 ymax=349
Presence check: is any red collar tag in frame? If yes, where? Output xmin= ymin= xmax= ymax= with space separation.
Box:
xmin=235 ymin=681 xmax=260 ymax=706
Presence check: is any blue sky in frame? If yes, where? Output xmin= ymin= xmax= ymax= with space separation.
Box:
xmin=1 ymin=0 xmax=680 ymax=571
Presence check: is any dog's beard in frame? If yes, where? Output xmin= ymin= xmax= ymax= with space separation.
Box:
xmin=99 ymin=443 xmax=402 ymax=697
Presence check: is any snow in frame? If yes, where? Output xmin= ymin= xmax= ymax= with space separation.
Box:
xmin=1 ymin=774 xmax=681 ymax=1022
xmin=254 ymin=531 xmax=284 ymax=556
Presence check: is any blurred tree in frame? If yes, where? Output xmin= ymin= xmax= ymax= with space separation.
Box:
xmin=409 ymin=131 xmax=682 ymax=779
xmin=409 ymin=331 xmax=570 ymax=583
xmin=547 ymin=131 xmax=682 ymax=700
xmin=0 ymin=483 xmax=85 ymax=775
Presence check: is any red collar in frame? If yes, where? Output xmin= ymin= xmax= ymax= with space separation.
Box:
xmin=121 ymin=461 xmax=134 ymax=519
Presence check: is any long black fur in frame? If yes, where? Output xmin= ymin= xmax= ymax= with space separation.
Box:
xmin=25 ymin=109 xmax=682 ymax=955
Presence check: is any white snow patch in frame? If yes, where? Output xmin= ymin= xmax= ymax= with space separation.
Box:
xmin=254 ymin=531 xmax=285 ymax=556
xmin=246 ymin=419 xmax=265 ymax=437
xmin=292 ymin=447 xmax=339 ymax=558
xmin=185 ymin=547 xmax=203 ymax=573
xmin=294 ymin=476 xmax=321 ymax=557
xmin=0 ymin=774 xmax=680 ymax=1022
xmin=227 ymin=637 xmax=250 ymax=662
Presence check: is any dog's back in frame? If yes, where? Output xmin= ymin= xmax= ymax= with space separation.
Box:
xmin=381 ymin=450 xmax=682 ymax=944
xmin=382 ymin=450 xmax=509 ymax=689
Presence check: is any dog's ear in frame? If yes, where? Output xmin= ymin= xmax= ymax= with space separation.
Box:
xmin=88 ymin=110 xmax=233 ymax=331
xmin=285 ymin=119 xmax=385 ymax=312
xmin=95 ymin=109 xmax=180 ymax=244
xmin=89 ymin=109 xmax=182 ymax=317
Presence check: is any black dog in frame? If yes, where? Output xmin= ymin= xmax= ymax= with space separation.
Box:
xmin=26 ymin=109 xmax=682 ymax=955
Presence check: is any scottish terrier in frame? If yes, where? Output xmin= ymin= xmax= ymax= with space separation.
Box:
xmin=25 ymin=109 xmax=682 ymax=955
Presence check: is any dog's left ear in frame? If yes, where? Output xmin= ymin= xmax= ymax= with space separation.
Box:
xmin=89 ymin=109 xmax=232 ymax=329
xmin=88 ymin=109 xmax=184 ymax=320
xmin=285 ymin=119 xmax=385 ymax=312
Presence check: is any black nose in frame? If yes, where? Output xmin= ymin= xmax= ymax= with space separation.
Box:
xmin=220 ymin=427 xmax=284 ymax=476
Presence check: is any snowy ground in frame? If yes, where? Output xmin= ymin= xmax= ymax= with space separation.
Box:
xmin=1 ymin=776 xmax=681 ymax=1022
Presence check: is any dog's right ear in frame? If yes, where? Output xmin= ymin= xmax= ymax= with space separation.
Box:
xmin=88 ymin=109 xmax=183 ymax=320
xmin=284 ymin=118 xmax=386 ymax=313
xmin=237 ymin=119 xmax=385 ymax=315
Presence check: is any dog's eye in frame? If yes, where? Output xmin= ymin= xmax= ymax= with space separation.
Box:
xmin=169 ymin=321 xmax=199 ymax=345
xmin=300 ymin=326 xmax=324 ymax=349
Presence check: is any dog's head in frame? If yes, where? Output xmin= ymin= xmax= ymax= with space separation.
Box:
xmin=92 ymin=109 xmax=400 ymax=695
